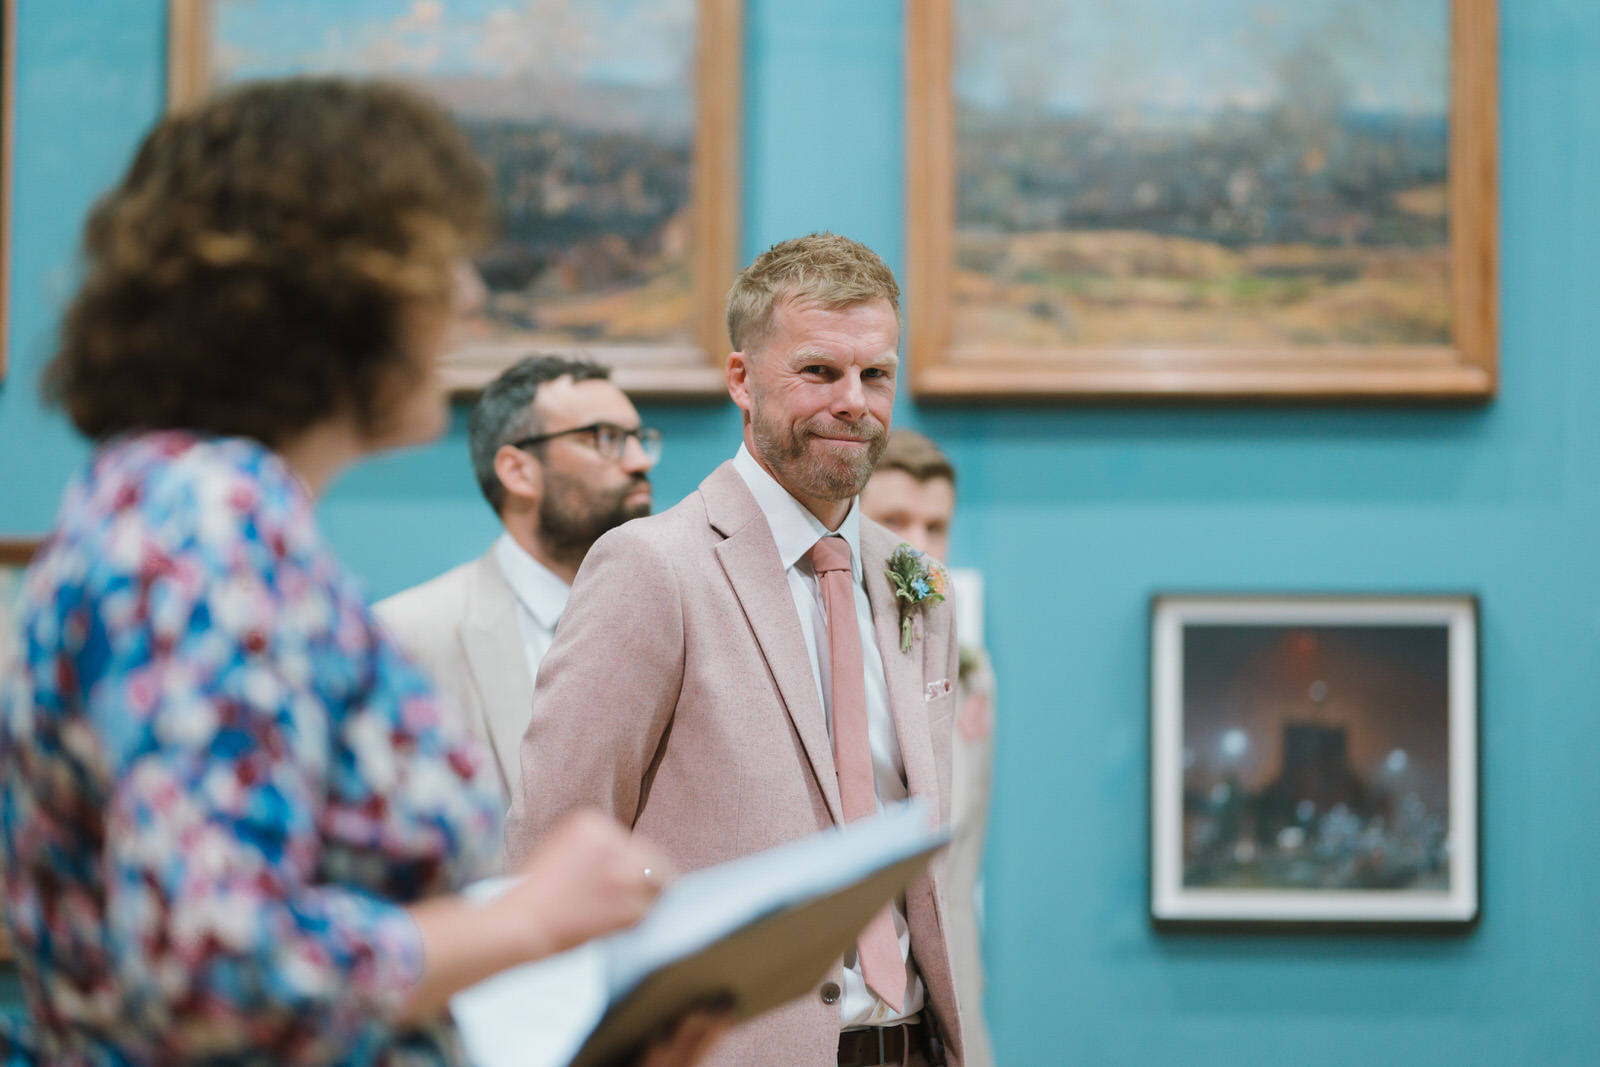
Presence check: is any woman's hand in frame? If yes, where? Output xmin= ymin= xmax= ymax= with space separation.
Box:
xmin=400 ymin=810 xmax=671 ymax=1024
xmin=498 ymin=809 xmax=675 ymax=960
xmin=503 ymin=813 xmax=731 ymax=1065
xmin=638 ymin=1009 xmax=733 ymax=1067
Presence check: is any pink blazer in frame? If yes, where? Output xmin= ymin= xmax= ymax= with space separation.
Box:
xmin=505 ymin=461 xmax=964 ymax=1066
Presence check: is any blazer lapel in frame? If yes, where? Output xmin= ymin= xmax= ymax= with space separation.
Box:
xmin=459 ymin=550 xmax=535 ymax=797
xmin=862 ymin=521 xmax=950 ymax=953
xmin=703 ymin=464 xmax=844 ymax=825
xmin=862 ymin=522 xmax=942 ymax=826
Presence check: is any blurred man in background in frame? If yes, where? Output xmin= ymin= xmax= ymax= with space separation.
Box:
xmin=377 ymin=355 xmax=661 ymax=799
xmin=861 ymin=429 xmax=996 ymax=1067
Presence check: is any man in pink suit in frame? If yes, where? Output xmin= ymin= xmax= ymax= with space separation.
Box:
xmin=505 ymin=233 xmax=965 ymax=1067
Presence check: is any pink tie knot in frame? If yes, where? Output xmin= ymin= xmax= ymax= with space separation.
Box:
xmin=808 ymin=536 xmax=852 ymax=576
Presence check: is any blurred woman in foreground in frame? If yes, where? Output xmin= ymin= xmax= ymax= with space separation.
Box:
xmin=0 ymin=78 xmax=717 ymax=1066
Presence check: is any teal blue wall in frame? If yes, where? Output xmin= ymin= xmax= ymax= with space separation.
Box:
xmin=4 ymin=2 xmax=1599 ymax=1063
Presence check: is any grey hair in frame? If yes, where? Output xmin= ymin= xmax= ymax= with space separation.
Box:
xmin=468 ymin=354 xmax=612 ymax=513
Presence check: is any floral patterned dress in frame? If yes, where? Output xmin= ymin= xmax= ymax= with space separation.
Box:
xmin=0 ymin=433 xmax=503 ymax=1066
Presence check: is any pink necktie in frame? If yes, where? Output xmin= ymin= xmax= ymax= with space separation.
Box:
xmin=809 ymin=536 xmax=908 ymax=1011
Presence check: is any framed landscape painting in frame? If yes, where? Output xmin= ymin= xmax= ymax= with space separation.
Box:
xmin=1150 ymin=595 xmax=1479 ymax=929
xmin=907 ymin=0 xmax=1497 ymax=401
xmin=169 ymin=0 xmax=741 ymax=397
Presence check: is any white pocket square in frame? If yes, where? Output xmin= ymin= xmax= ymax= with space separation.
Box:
xmin=924 ymin=678 xmax=954 ymax=702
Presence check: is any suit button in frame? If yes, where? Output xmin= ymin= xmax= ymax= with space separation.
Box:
xmin=819 ymin=981 xmax=841 ymax=1005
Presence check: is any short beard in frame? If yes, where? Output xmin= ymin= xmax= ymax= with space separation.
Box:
xmin=750 ymin=399 xmax=886 ymax=503
xmin=539 ymin=472 xmax=651 ymax=557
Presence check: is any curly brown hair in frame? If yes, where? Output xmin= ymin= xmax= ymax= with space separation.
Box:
xmin=45 ymin=77 xmax=493 ymax=446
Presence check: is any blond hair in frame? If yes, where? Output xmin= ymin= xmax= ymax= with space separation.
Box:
xmin=725 ymin=232 xmax=901 ymax=352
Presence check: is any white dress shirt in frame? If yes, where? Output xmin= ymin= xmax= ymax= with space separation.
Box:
xmin=493 ymin=533 xmax=572 ymax=691
xmin=732 ymin=445 xmax=925 ymax=1029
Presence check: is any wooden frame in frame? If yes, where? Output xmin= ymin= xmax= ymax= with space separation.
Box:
xmin=0 ymin=537 xmax=33 ymax=566
xmin=1149 ymin=594 xmax=1480 ymax=930
xmin=907 ymin=0 xmax=1498 ymax=402
xmin=0 ymin=537 xmax=41 ymax=963
xmin=1 ymin=0 xmax=14 ymax=383
xmin=168 ymin=0 xmax=741 ymax=399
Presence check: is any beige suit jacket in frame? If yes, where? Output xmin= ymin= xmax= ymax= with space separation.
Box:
xmin=505 ymin=462 xmax=965 ymax=1067
xmin=374 ymin=548 xmax=532 ymax=801
xmin=946 ymin=652 xmax=995 ymax=1067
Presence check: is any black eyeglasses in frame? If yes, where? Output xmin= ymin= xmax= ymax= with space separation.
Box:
xmin=511 ymin=423 xmax=663 ymax=464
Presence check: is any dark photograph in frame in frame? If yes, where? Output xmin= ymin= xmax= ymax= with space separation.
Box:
xmin=168 ymin=0 xmax=742 ymax=398
xmin=1150 ymin=594 xmax=1479 ymax=929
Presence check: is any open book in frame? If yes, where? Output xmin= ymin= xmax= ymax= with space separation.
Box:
xmin=451 ymin=800 xmax=948 ymax=1067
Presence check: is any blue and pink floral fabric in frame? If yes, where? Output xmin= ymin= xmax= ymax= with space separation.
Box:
xmin=0 ymin=432 xmax=502 ymax=1065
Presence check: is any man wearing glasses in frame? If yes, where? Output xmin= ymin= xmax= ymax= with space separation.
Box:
xmin=377 ymin=355 xmax=662 ymax=801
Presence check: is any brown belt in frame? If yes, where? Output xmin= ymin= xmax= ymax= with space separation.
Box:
xmin=837 ymin=1022 xmax=923 ymax=1067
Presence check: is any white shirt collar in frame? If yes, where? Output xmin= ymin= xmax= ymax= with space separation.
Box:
xmin=493 ymin=532 xmax=571 ymax=631
xmin=732 ymin=444 xmax=863 ymax=582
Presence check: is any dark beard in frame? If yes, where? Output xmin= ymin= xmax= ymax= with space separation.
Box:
xmin=539 ymin=473 xmax=651 ymax=556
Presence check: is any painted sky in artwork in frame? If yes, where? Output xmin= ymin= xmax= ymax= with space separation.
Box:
xmin=957 ymin=0 xmax=1449 ymax=117
xmin=214 ymin=0 xmax=694 ymax=88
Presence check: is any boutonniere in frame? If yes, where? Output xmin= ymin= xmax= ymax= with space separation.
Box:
xmin=958 ymin=643 xmax=983 ymax=682
xmin=886 ymin=543 xmax=948 ymax=652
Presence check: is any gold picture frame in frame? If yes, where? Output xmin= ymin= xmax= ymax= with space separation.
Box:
xmin=907 ymin=0 xmax=1498 ymax=402
xmin=168 ymin=0 xmax=741 ymax=399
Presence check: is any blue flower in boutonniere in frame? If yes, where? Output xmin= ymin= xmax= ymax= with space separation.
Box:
xmin=886 ymin=543 xmax=948 ymax=653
